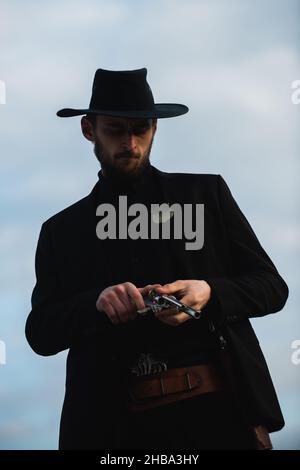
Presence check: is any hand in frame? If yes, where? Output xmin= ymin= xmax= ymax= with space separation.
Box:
xmin=96 ymin=282 xmax=146 ymax=325
xmin=137 ymin=283 xmax=163 ymax=296
xmin=153 ymin=280 xmax=211 ymax=327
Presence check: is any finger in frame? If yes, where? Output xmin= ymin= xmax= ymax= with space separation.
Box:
xmin=99 ymin=297 xmax=120 ymax=325
xmin=113 ymin=297 xmax=133 ymax=323
xmin=174 ymin=312 xmax=191 ymax=323
xmin=156 ymin=314 xmax=180 ymax=326
xmin=113 ymin=285 xmax=134 ymax=311
xmin=115 ymin=292 xmax=132 ymax=312
xmin=155 ymin=281 xmax=185 ymax=295
xmin=125 ymin=282 xmax=147 ymax=310
xmin=124 ymin=291 xmax=137 ymax=320
xmin=122 ymin=290 xmax=138 ymax=319
xmin=138 ymin=284 xmax=162 ymax=295
xmin=112 ymin=298 xmax=131 ymax=323
xmin=177 ymin=294 xmax=198 ymax=308
xmin=112 ymin=285 xmax=137 ymax=321
xmin=116 ymin=288 xmax=136 ymax=314
xmin=106 ymin=292 xmax=131 ymax=323
xmin=154 ymin=307 xmax=178 ymax=318
xmin=179 ymin=294 xmax=204 ymax=312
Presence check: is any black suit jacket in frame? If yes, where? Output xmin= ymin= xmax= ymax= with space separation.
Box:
xmin=25 ymin=167 xmax=289 ymax=449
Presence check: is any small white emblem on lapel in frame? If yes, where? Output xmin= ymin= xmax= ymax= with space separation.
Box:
xmin=151 ymin=206 xmax=175 ymax=224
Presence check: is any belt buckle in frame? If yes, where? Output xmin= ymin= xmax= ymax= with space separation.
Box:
xmin=159 ymin=372 xmax=192 ymax=396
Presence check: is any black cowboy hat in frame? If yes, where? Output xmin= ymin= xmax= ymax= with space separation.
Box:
xmin=57 ymin=68 xmax=189 ymax=119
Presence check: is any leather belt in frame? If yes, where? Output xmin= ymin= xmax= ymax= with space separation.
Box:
xmin=126 ymin=362 xmax=223 ymax=412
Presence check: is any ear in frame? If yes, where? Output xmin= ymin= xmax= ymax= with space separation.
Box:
xmin=81 ymin=116 xmax=95 ymax=142
xmin=152 ymin=118 xmax=157 ymax=134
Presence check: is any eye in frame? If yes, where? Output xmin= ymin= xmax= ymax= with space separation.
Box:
xmin=104 ymin=124 xmax=150 ymax=136
xmin=133 ymin=126 xmax=149 ymax=135
xmin=105 ymin=127 xmax=123 ymax=135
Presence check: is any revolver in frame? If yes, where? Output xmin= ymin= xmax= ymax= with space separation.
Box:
xmin=137 ymin=288 xmax=201 ymax=320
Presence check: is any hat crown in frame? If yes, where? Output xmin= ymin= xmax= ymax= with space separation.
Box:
xmin=56 ymin=66 xmax=189 ymax=119
xmin=89 ymin=68 xmax=155 ymax=112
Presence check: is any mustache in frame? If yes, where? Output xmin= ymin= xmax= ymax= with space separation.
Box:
xmin=115 ymin=151 xmax=140 ymax=159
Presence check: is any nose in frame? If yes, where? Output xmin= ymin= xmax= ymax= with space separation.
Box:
xmin=122 ymin=130 xmax=137 ymax=151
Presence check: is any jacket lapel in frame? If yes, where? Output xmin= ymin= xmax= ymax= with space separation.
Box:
xmin=151 ymin=166 xmax=206 ymax=278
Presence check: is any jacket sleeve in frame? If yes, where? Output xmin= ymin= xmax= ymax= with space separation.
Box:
xmin=25 ymin=221 xmax=111 ymax=356
xmin=204 ymin=175 xmax=289 ymax=327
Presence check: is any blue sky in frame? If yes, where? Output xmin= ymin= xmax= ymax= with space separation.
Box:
xmin=0 ymin=0 xmax=299 ymax=449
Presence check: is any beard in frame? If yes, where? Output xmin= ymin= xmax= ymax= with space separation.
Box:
xmin=93 ymin=136 xmax=154 ymax=184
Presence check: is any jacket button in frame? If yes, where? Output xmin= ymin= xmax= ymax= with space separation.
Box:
xmin=228 ymin=315 xmax=238 ymax=322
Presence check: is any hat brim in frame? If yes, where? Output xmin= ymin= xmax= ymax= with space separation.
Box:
xmin=56 ymin=103 xmax=189 ymax=119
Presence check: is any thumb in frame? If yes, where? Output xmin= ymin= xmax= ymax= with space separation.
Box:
xmin=138 ymin=284 xmax=162 ymax=295
xmin=156 ymin=280 xmax=186 ymax=294
xmin=155 ymin=283 xmax=177 ymax=294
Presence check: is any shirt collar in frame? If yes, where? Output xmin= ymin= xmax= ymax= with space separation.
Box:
xmin=97 ymin=162 xmax=154 ymax=195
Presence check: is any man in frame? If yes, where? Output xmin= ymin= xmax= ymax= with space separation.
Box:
xmin=25 ymin=68 xmax=289 ymax=450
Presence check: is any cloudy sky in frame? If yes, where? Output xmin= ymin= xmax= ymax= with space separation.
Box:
xmin=0 ymin=0 xmax=299 ymax=449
